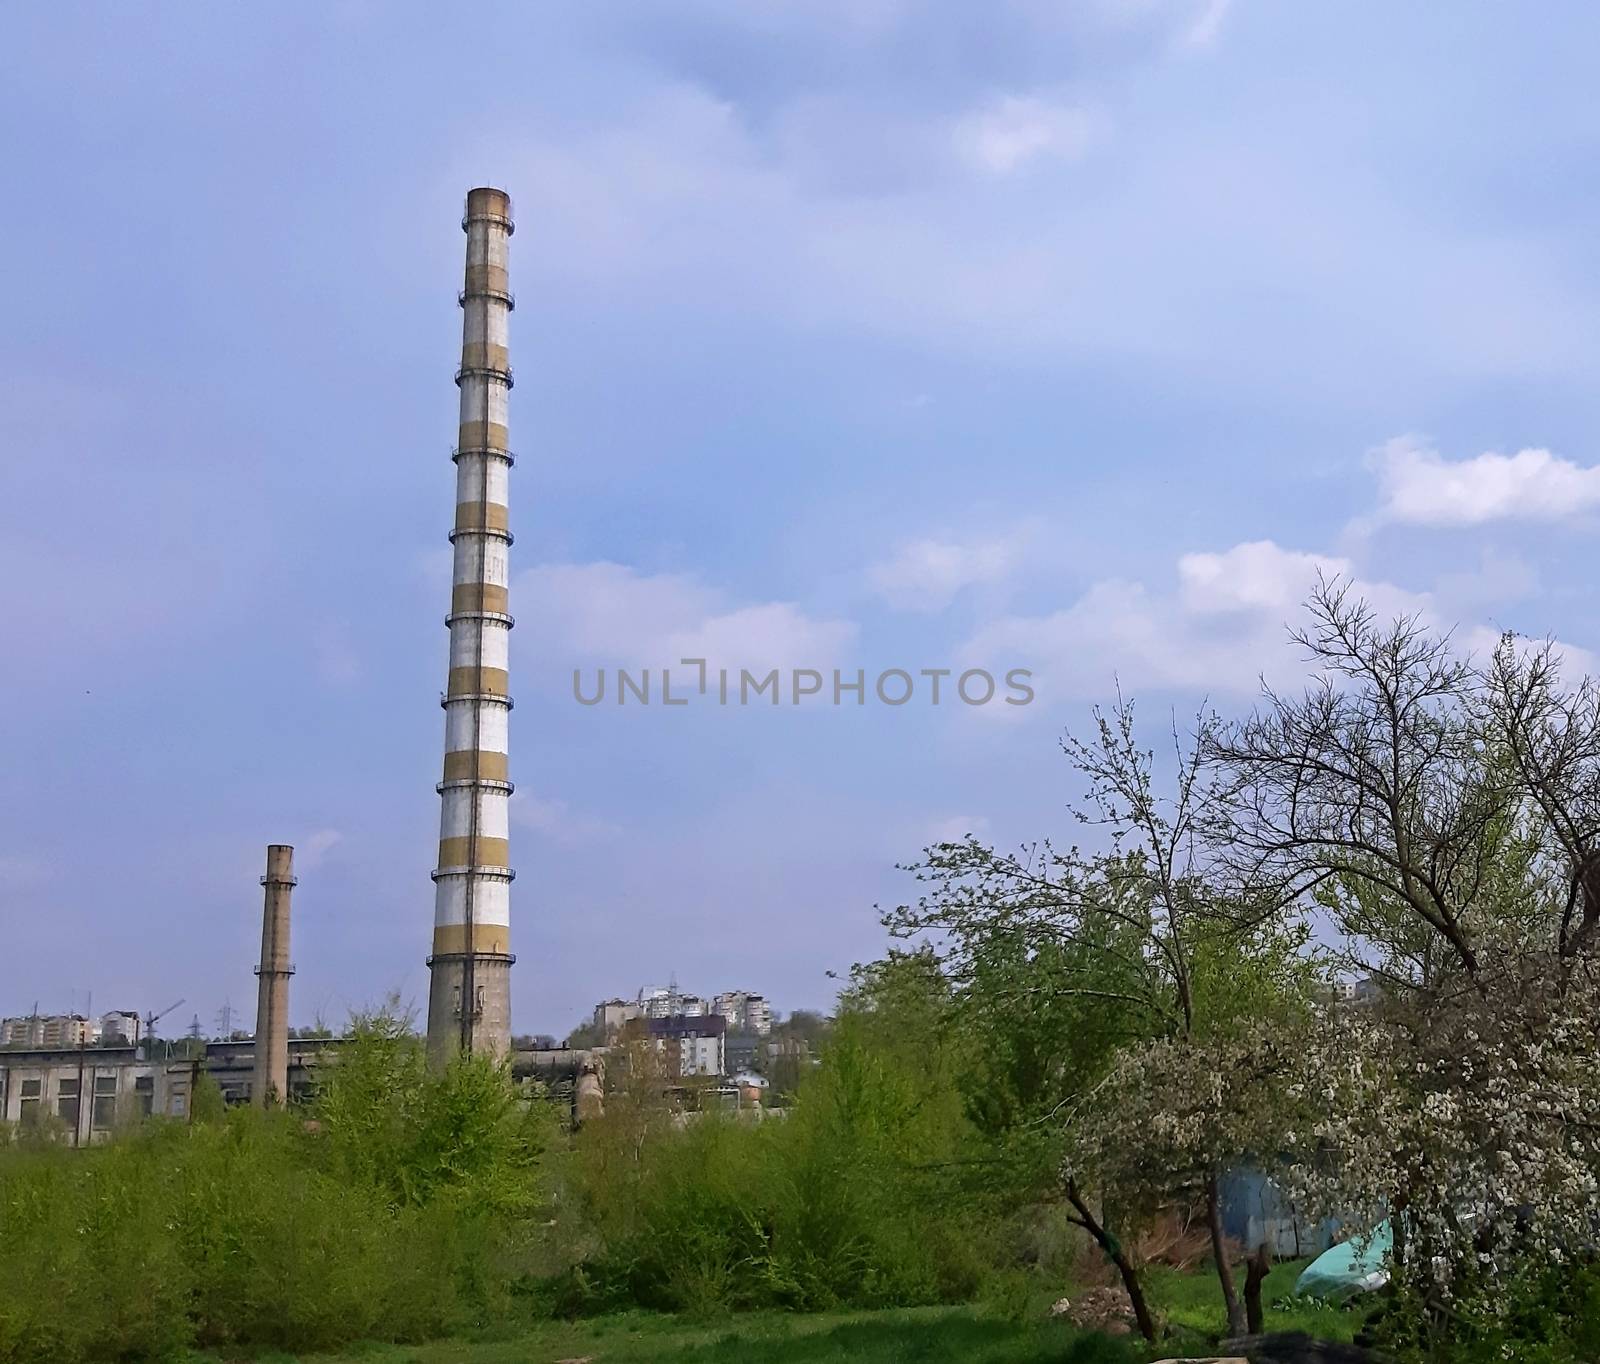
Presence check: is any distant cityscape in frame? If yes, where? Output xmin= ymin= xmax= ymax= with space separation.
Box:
xmin=593 ymin=984 xmax=772 ymax=1035
xmin=0 ymin=978 xmax=828 ymax=1144
xmin=1 ymin=1009 xmax=143 ymax=1050
xmin=576 ymin=985 xmax=807 ymax=1087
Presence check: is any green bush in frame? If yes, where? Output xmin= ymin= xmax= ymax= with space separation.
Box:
xmin=548 ymin=1023 xmax=1003 ymax=1318
xmin=0 ymin=1019 xmax=555 ymax=1363
xmin=1366 ymin=1255 xmax=1600 ymax=1364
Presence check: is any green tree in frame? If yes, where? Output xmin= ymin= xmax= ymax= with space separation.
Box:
xmin=1206 ymin=583 xmax=1600 ymax=1356
xmin=886 ymin=694 xmax=1317 ymax=1339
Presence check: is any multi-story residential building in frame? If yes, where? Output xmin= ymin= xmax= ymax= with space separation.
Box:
xmin=713 ymin=990 xmax=771 ymax=1037
xmin=99 ymin=1011 xmax=142 ymax=1045
xmin=592 ymin=998 xmax=641 ymax=1036
xmin=724 ymin=1032 xmax=760 ymax=1074
xmin=640 ymin=985 xmax=708 ymax=1019
xmin=1 ymin=1014 xmax=94 ymax=1049
xmin=622 ymin=1014 xmax=726 ymax=1078
xmin=1322 ymin=977 xmax=1384 ymax=1009
xmin=641 ymin=987 xmax=677 ymax=1019
xmin=2 ymin=1012 xmax=145 ymax=1050
xmin=596 ymin=986 xmax=772 ymax=1043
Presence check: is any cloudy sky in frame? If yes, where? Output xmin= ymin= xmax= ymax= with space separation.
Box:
xmin=4 ymin=2 xmax=1600 ymax=1037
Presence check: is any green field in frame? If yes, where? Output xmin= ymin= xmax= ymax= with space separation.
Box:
xmin=1141 ymin=1259 xmax=1360 ymax=1344
xmin=271 ymin=1307 xmax=1138 ymax=1364
xmin=249 ymin=1261 xmax=1363 ymax=1364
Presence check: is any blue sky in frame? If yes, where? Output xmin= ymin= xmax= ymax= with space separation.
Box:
xmin=4 ymin=2 xmax=1600 ymax=1037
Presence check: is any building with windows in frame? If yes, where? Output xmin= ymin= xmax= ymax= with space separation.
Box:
xmin=597 ymin=986 xmax=771 ymax=1038
xmin=712 ymin=990 xmax=771 ymax=1036
xmin=0 ymin=1038 xmax=335 ymax=1145
xmin=592 ymin=998 xmax=641 ymax=1036
xmin=637 ymin=985 xmax=709 ymax=1019
xmin=1 ymin=1014 xmax=95 ymax=1049
xmin=1 ymin=1011 xmax=145 ymax=1049
xmin=98 ymin=1011 xmax=142 ymax=1045
xmin=621 ymin=1014 xmax=726 ymax=1078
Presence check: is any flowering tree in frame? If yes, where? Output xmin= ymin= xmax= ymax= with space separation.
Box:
xmin=888 ymin=582 xmax=1600 ymax=1353
xmin=888 ymin=696 xmax=1317 ymax=1339
xmin=1207 ymin=583 xmax=1600 ymax=1349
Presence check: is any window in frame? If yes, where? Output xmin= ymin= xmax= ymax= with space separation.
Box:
xmin=57 ymin=1076 xmax=80 ymax=1127
xmin=134 ymin=1074 xmax=154 ymax=1118
xmin=20 ymin=1078 xmax=40 ymax=1097
xmin=92 ymin=1074 xmax=117 ymax=1129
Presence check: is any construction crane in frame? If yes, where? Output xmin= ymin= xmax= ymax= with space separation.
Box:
xmin=142 ymin=999 xmax=185 ymax=1061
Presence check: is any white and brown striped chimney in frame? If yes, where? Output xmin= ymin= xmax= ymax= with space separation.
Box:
xmin=426 ymin=187 xmax=516 ymax=1064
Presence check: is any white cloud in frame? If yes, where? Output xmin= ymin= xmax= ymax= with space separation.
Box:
xmin=868 ymin=525 xmax=1033 ymax=611
xmin=515 ymin=561 xmax=856 ymax=675
xmin=1367 ymin=436 xmax=1600 ymax=527
xmin=953 ymin=94 xmax=1096 ymax=175
xmin=1178 ymin=540 xmax=1351 ymax=614
xmin=1457 ymin=626 xmax=1600 ymax=689
xmin=483 ymin=67 xmax=1600 ymax=392
xmin=964 ymin=540 xmax=1429 ymax=701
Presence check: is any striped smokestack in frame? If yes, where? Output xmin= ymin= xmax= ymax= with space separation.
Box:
xmin=426 ymin=187 xmax=516 ymax=1064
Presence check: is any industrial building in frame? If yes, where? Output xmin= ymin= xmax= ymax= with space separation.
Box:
xmin=0 ymin=1038 xmax=335 ymax=1146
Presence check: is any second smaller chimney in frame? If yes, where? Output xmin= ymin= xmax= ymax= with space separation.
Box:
xmin=253 ymin=844 xmax=296 ymax=1107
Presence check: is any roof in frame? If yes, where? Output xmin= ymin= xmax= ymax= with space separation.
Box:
xmin=634 ymin=1014 xmax=727 ymax=1039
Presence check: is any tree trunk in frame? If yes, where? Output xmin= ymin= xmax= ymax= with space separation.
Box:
xmin=1206 ymin=1170 xmax=1246 ymax=1336
xmin=1244 ymin=1240 xmax=1272 ymax=1334
xmin=1391 ymin=1188 xmax=1409 ymax=1271
xmin=1065 ymin=1179 xmax=1158 ymax=1343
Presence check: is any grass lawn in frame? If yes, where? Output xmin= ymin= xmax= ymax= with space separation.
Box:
xmin=263 ymin=1306 xmax=1144 ymax=1364
xmin=1143 ymin=1257 xmax=1364 ymax=1345
xmin=236 ymin=1262 xmax=1368 ymax=1364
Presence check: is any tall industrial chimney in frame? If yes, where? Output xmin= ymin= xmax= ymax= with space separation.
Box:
xmin=426 ymin=187 xmax=516 ymax=1064
xmin=253 ymin=843 xmax=295 ymax=1106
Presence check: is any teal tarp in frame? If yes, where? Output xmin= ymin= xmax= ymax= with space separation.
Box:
xmin=1294 ymin=1220 xmax=1393 ymax=1302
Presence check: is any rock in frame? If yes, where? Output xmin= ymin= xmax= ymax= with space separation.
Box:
xmin=1049 ymin=1284 xmax=1142 ymax=1334
xmin=1150 ymin=1357 xmax=1249 ymax=1363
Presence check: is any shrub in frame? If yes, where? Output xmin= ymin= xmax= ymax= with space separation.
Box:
xmin=549 ymin=1022 xmax=1002 ymax=1317
xmin=0 ymin=1018 xmax=554 ymax=1363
